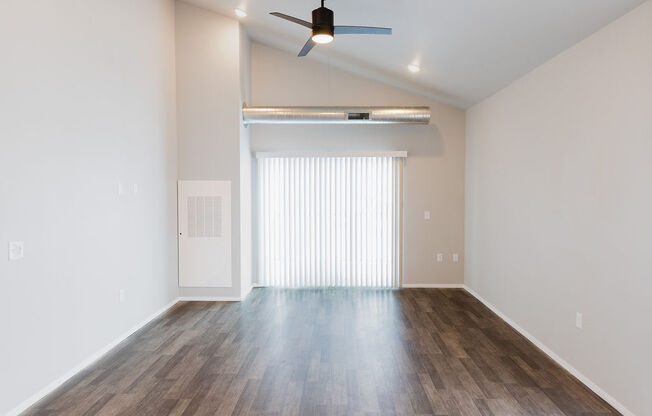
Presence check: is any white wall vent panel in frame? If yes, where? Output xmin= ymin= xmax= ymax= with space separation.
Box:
xmin=187 ymin=195 xmax=222 ymax=238
xmin=178 ymin=181 xmax=231 ymax=287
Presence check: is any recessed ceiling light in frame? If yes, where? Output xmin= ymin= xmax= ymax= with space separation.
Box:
xmin=408 ymin=64 xmax=421 ymax=73
xmin=234 ymin=8 xmax=247 ymax=18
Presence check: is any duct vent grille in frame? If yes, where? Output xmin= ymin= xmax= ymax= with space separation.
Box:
xmin=347 ymin=112 xmax=370 ymax=120
xmin=187 ymin=196 xmax=222 ymax=238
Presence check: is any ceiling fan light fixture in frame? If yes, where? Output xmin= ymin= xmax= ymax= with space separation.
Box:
xmin=408 ymin=64 xmax=421 ymax=73
xmin=270 ymin=0 xmax=392 ymax=57
xmin=234 ymin=8 xmax=247 ymax=18
xmin=312 ymin=33 xmax=334 ymax=44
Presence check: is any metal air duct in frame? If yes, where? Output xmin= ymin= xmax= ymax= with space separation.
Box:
xmin=242 ymin=105 xmax=430 ymax=125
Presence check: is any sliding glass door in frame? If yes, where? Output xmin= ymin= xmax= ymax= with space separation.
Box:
xmin=258 ymin=155 xmax=403 ymax=288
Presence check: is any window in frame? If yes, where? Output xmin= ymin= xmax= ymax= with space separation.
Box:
xmin=258 ymin=155 xmax=404 ymax=287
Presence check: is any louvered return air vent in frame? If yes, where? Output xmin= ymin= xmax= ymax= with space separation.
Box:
xmin=242 ymin=105 xmax=430 ymax=125
xmin=187 ymin=196 xmax=222 ymax=238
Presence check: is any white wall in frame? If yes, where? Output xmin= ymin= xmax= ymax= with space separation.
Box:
xmin=239 ymin=26 xmax=253 ymax=298
xmin=0 ymin=0 xmax=179 ymax=414
xmin=465 ymin=2 xmax=652 ymax=415
xmin=250 ymin=43 xmax=466 ymax=286
xmin=175 ymin=2 xmax=252 ymax=298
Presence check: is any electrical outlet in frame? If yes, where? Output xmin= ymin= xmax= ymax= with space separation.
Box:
xmin=424 ymin=211 xmax=430 ymax=220
xmin=9 ymin=241 xmax=25 ymax=260
xmin=452 ymin=253 xmax=459 ymax=263
xmin=437 ymin=253 xmax=444 ymax=263
xmin=119 ymin=289 xmax=126 ymax=303
xmin=576 ymin=312 xmax=583 ymax=329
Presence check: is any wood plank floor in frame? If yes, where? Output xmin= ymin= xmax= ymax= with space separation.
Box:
xmin=24 ymin=288 xmax=620 ymax=416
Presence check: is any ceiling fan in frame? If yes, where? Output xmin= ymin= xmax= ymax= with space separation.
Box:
xmin=270 ymin=0 xmax=392 ymax=57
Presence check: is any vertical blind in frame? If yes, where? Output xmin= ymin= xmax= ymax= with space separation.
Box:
xmin=258 ymin=155 xmax=404 ymax=288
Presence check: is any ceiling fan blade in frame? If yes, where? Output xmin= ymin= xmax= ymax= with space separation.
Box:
xmin=334 ymin=26 xmax=392 ymax=35
xmin=298 ymin=37 xmax=316 ymax=57
xmin=270 ymin=12 xmax=313 ymax=29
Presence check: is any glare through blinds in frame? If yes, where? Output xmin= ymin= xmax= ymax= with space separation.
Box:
xmin=258 ymin=156 xmax=403 ymax=288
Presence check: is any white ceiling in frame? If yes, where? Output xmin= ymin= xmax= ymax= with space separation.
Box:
xmin=185 ymin=0 xmax=645 ymax=108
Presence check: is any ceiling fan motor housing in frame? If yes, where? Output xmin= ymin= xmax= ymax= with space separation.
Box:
xmin=312 ymin=7 xmax=334 ymax=38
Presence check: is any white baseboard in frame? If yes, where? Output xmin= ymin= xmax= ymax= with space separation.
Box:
xmin=462 ymin=285 xmax=635 ymax=416
xmin=6 ymin=297 xmax=180 ymax=416
xmin=241 ymin=285 xmax=253 ymax=299
xmin=178 ymin=296 xmax=242 ymax=302
xmin=251 ymin=283 xmax=466 ymax=289
xmin=402 ymin=283 xmax=465 ymax=288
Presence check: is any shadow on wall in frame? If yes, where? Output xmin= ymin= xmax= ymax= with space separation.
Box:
xmin=249 ymin=123 xmax=444 ymax=157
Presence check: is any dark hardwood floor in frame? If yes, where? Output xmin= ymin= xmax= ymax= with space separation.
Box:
xmin=24 ymin=288 xmax=619 ymax=415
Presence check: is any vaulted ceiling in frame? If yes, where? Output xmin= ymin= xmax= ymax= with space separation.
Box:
xmin=185 ymin=0 xmax=645 ymax=108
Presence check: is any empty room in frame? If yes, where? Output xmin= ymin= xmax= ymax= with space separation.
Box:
xmin=1 ymin=0 xmax=651 ymax=415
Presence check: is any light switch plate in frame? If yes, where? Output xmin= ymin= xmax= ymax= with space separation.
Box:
xmin=9 ymin=241 xmax=24 ymax=260
xmin=119 ymin=289 xmax=126 ymax=303
xmin=576 ymin=312 xmax=583 ymax=329
xmin=437 ymin=253 xmax=444 ymax=263
xmin=424 ymin=211 xmax=430 ymax=220
xmin=132 ymin=183 xmax=138 ymax=194
xmin=118 ymin=182 xmax=124 ymax=195
xmin=452 ymin=253 xmax=459 ymax=263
